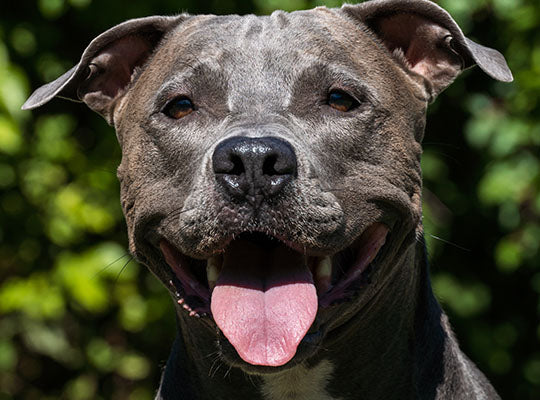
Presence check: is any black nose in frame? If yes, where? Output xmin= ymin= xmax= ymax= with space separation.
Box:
xmin=212 ymin=136 xmax=297 ymax=205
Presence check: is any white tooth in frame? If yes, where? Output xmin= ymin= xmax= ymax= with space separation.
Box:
xmin=315 ymin=256 xmax=332 ymax=294
xmin=206 ymin=256 xmax=220 ymax=290
xmin=316 ymin=256 xmax=332 ymax=279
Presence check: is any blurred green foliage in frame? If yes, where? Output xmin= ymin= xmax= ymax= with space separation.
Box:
xmin=0 ymin=0 xmax=538 ymax=399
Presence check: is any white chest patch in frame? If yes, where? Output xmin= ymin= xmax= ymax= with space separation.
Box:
xmin=261 ymin=360 xmax=340 ymax=400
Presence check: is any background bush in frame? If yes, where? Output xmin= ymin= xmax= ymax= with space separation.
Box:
xmin=1 ymin=0 xmax=539 ymax=399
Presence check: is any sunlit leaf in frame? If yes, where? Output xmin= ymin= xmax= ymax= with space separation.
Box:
xmin=0 ymin=116 xmax=22 ymax=155
xmin=0 ymin=274 xmax=65 ymax=319
xmin=116 ymin=353 xmax=150 ymax=380
xmin=432 ymin=273 xmax=492 ymax=317
xmin=54 ymin=243 xmax=127 ymax=313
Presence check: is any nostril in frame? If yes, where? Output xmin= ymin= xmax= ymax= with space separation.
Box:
xmin=229 ymin=155 xmax=245 ymax=175
xmin=272 ymin=153 xmax=296 ymax=176
xmin=262 ymin=154 xmax=278 ymax=176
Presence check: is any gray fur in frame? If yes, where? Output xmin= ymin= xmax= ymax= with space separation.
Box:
xmin=23 ymin=0 xmax=511 ymax=399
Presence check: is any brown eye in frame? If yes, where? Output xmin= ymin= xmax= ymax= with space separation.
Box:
xmin=328 ymin=90 xmax=358 ymax=112
xmin=163 ymin=97 xmax=194 ymax=119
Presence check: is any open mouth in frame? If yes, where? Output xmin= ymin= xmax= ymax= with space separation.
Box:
xmin=159 ymin=222 xmax=389 ymax=367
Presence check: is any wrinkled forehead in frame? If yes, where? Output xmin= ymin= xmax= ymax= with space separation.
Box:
xmin=174 ymin=10 xmax=354 ymax=61
xmin=154 ymin=9 xmax=387 ymax=110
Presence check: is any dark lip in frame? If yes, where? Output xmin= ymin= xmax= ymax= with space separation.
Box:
xmin=156 ymin=220 xmax=393 ymax=311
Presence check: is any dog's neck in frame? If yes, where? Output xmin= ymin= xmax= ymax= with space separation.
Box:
xmin=156 ymin=238 xmax=451 ymax=400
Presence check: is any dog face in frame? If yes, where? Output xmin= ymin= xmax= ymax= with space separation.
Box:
xmin=121 ymin=10 xmax=425 ymax=370
xmin=23 ymin=0 xmax=511 ymax=374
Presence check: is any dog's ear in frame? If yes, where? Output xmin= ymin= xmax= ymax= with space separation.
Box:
xmin=341 ymin=0 xmax=512 ymax=99
xmin=22 ymin=15 xmax=185 ymax=124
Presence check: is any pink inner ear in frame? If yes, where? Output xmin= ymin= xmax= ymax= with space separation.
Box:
xmin=87 ymin=35 xmax=153 ymax=99
xmin=374 ymin=13 xmax=462 ymax=94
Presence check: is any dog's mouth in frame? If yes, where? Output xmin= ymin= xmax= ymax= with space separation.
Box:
xmin=159 ymin=222 xmax=389 ymax=367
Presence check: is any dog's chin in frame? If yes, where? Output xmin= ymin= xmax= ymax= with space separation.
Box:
xmin=153 ymin=221 xmax=391 ymax=371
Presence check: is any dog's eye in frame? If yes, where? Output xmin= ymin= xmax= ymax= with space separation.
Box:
xmin=327 ymin=90 xmax=358 ymax=112
xmin=163 ymin=97 xmax=194 ymax=119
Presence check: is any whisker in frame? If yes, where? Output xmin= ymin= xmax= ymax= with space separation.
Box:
xmin=161 ymin=206 xmax=199 ymax=229
xmin=428 ymin=234 xmax=470 ymax=252
xmin=223 ymin=365 xmax=233 ymax=379
xmin=94 ymin=167 xmax=117 ymax=174
xmin=422 ymin=149 xmax=462 ymax=166
xmin=209 ymin=356 xmax=222 ymax=378
xmin=202 ymin=350 xmax=220 ymax=360
xmin=93 ymin=252 xmax=131 ymax=279
xmin=114 ymin=255 xmax=135 ymax=283
xmin=244 ymin=371 xmax=258 ymax=387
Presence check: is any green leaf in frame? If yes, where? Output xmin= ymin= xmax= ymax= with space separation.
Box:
xmin=54 ymin=242 xmax=130 ymax=313
xmin=116 ymin=353 xmax=150 ymax=380
xmin=0 ymin=274 xmax=65 ymax=319
xmin=432 ymin=273 xmax=492 ymax=317
xmin=0 ymin=116 xmax=22 ymax=155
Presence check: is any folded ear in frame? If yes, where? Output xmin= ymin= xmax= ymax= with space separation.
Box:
xmin=341 ymin=0 xmax=512 ymax=99
xmin=22 ymin=15 xmax=185 ymax=124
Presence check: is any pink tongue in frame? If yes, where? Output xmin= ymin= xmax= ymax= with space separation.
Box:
xmin=210 ymin=240 xmax=317 ymax=367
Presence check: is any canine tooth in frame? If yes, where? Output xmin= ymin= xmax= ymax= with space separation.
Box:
xmin=206 ymin=256 xmax=220 ymax=290
xmin=316 ymin=256 xmax=332 ymax=279
xmin=315 ymin=256 xmax=332 ymax=294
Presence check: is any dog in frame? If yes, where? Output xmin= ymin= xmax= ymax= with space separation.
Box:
xmin=22 ymin=0 xmax=512 ymax=398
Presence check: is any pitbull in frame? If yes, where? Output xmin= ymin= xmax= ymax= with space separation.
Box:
xmin=22 ymin=0 xmax=512 ymax=398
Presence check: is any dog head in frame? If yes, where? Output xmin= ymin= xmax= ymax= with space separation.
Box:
xmin=23 ymin=0 xmax=511 ymax=373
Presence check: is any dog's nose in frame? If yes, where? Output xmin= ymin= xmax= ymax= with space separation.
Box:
xmin=212 ymin=136 xmax=297 ymax=204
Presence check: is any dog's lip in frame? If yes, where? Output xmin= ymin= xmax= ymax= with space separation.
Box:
xmin=160 ymin=241 xmax=211 ymax=303
xmin=318 ymin=222 xmax=389 ymax=307
xmin=157 ymin=221 xmax=391 ymax=314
